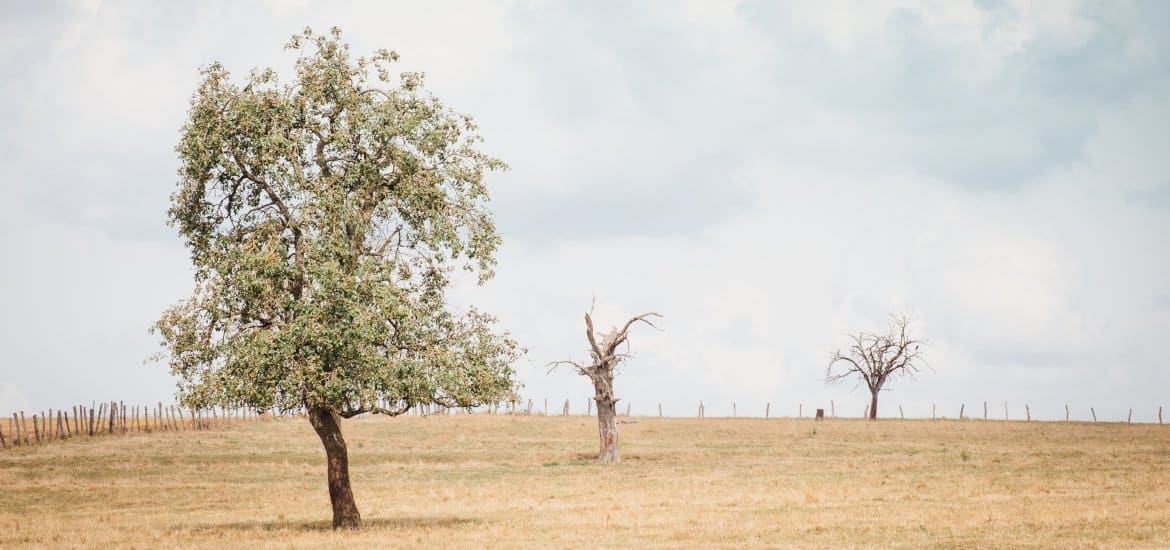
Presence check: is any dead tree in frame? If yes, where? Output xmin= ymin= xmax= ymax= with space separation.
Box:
xmin=550 ymin=305 xmax=661 ymax=463
xmin=826 ymin=314 xmax=927 ymax=420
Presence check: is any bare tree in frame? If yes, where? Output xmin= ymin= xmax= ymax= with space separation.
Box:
xmin=826 ymin=314 xmax=927 ymax=420
xmin=550 ymin=304 xmax=661 ymax=463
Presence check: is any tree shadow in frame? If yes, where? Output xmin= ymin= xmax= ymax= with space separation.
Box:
xmin=188 ymin=515 xmax=480 ymax=533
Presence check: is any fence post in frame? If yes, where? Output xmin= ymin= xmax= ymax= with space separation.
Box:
xmin=932 ymin=403 xmax=936 ymax=420
xmin=658 ymin=403 xmax=662 ymax=417
xmin=983 ymin=401 xmax=988 ymax=420
xmin=21 ymin=412 xmax=30 ymax=445
xmin=544 ymin=398 xmax=548 ymax=416
xmin=765 ymin=402 xmax=770 ymax=419
xmin=1127 ymin=409 xmax=1132 ymax=424
xmin=899 ymin=405 xmax=904 ymax=419
xmin=1160 ymin=406 xmax=1163 ymax=425
xmin=1025 ymin=404 xmax=1031 ymax=421
xmin=798 ymin=403 xmax=802 ymax=418
xmin=959 ymin=404 xmax=965 ymax=419
xmin=830 ymin=400 xmax=835 ymax=418
xmin=733 ymin=402 xmax=737 ymax=417
xmin=1091 ymin=407 xmax=1096 ymax=422
xmin=1004 ymin=402 xmax=1008 ymax=421
xmin=698 ymin=400 xmax=704 ymax=418
xmin=1065 ymin=404 xmax=1070 ymax=421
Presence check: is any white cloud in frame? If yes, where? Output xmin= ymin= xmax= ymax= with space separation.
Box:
xmin=1 ymin=0 xmax=1167 ymax=423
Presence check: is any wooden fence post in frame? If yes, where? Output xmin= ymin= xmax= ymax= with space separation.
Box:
xmin=57 ymin=411 xmax=65 ymax=440
xmin=526 ymin=399 xmax=533 ymax=416
xmin=1004 ymin=402 xmax=1008 ymax=421
xmin=658 ymin=403 xmax=663 ymax=417
xmin=733 ymin=402 xmax=737 ymax=417
xmin=830 ymin=400 xmax=835 ymax=418
xmin=1025 ymin=404 xmax=1031 ymax=421
xmin=959 ymin=404 xmax=965 ymax=420
xmin=983 ymin=401 xmax=988 ymax=420
xmin=1127 ymin=409 xmax=1132 ymax=424
xmin=1091 ymin=407 xmax=1096 ymax=422
xmin=21 ymin=412 xmax=31 ymax=445
xmin=1065 ymin=404 xmax=1070 ymax=421
xmin=1160 ymin=406 xmax=1163 ymax=425
xmin=32 ymin=414 xmax=41 ymax=444
xmin=698 ymin=400 xmax=704 ymax=418
xmin=899 ymin=405 xmax=904 ymax=419
xmin=932 ymin=403 xmax=936 ymax=420
xmin=765 ymin=402 xmax=770 ymax=419
xmin=798 ymin=403 xmax=801 ymax=418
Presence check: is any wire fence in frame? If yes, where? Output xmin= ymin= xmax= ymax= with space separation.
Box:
xmin=4 ymin=397 xmax=1163 ymax=451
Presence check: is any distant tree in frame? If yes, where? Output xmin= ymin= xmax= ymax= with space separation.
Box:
xmin=550 ymin=303 xmax=661 ymax=463
xmin=826 ymin=314 xmax=927 ymax=420
xmin=152 ymin=27 xmax=520 ymax=530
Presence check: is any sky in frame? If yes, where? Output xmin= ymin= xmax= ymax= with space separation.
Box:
xmin=1 ymin=0 xmax=1168 ymax=421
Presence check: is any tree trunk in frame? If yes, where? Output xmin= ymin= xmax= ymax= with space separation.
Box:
xmin=593 ymin=375 xmax=620 ymax=463
xmin=308 ymin=407 xmax=362 ymax=530
xmin=869 ymin=392 xmax=879 ymax=420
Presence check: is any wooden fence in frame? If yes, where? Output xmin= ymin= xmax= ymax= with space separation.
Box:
xmin=0 ymin=401 xmax=272 ymax=450
xmin=497 ymin=398 xmax=1167 ymax=425
xmin=6 ymin=397 xmax=1164 ymax=450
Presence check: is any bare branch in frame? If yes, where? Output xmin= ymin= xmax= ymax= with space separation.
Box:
xmin=825 ymin=313 xmax=929 ymax=419
xmin=584 ymin=312 xmax=603 ymax=361
xmin=546 ymin=359 xmax=586 ymax=375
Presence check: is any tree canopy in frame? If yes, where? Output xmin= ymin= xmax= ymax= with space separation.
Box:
xmin=152 ymin=25 xmax=520 ymax=422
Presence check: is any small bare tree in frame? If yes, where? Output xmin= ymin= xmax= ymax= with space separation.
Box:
xmin=826 ymin=314 xmax=927 ymax=420
xmin=550 ymin=304 xmax=661 ymax=463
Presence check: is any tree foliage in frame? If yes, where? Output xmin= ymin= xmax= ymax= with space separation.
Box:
xmin=153 ymin=26 xmax=521 ymax=419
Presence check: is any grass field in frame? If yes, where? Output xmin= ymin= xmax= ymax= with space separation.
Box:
xmin=2 ymin=414 xmax=1168 ymax=548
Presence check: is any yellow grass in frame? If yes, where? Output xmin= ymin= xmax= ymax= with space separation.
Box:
xmin=2 ymin=414 xmax=1169 ymax=548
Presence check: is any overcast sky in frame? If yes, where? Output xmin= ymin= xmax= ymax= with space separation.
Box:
xmin=2 ymin=0 xmax=1168 ymax=421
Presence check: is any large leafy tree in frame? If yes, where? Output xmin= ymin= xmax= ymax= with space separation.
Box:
xmin=153 ymin=27 xmax=520 ymax=530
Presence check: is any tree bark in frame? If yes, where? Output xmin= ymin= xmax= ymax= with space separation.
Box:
xmin=308 ymin=407 xmax=362 ymax=530
xmin=593 ymin=376 xmax=620 ymax=463
xmin=596 ymin=398 xmax=620 ymax=463
xmin=869 ymin=392 xmax=879 ymax=420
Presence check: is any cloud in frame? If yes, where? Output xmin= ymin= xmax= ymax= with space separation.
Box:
xmin=1 ymin=0 xmax=1168 ymax=422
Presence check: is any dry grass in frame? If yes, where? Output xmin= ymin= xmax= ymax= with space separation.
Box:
xmin=2 ymin=414 xmax=1168 ymax=548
